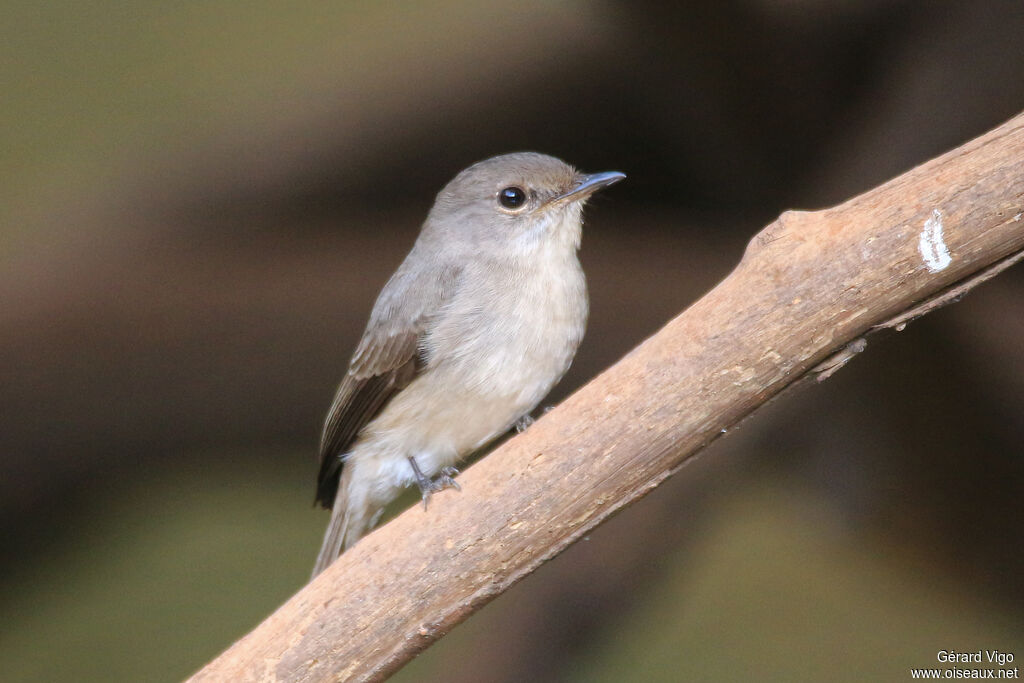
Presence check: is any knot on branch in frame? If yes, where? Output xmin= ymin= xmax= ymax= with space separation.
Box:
xmin=741 ymin=209 xmax=818 ymax=265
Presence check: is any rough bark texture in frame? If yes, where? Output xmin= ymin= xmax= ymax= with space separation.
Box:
xmin=190 ymin=111 xmax=1024 ymax=682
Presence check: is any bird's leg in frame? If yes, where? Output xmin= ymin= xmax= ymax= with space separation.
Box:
xmin=407 ymin=457 xmax=461 ymax=509
xmin=514 ymin=414 xmax=535 ymax=433
xmin=407 ymin=456 xmax=434 ymax=508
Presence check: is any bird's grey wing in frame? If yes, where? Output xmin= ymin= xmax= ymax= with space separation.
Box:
xmin=315 ymin=260 xmax=459 ymax=508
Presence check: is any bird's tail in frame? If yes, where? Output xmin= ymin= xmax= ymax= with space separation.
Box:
xmin=311 ymin=466 xmax=372 ymax=579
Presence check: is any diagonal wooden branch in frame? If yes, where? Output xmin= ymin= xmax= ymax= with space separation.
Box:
xmin=190 ymin=111 xmax=1024 ymax=682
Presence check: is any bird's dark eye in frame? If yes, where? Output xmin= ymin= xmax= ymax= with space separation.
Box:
xmin=498 ymin=186 xmax=527 ymax=209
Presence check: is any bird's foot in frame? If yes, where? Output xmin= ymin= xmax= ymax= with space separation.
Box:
xmin=408 ymin=458 xmax=461 ymax=509
xmin=514 ymin=414 xmax=535 ymax=433
xmin=435 ymin=466 xmax=461 ymax=492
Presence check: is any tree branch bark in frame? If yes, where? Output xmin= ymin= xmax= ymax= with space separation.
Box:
xmin=190 ymin=111 xmax=1024 ymax=682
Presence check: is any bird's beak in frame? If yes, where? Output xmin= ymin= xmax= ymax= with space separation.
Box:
xmin=551 ymin=171 xmax=626 ymax=204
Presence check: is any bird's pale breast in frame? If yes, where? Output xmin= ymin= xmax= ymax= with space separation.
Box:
xmin=362 ymin=239 xmax=587 ymax=476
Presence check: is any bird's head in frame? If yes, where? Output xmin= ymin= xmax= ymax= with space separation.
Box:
xmin=425 ymin=152 xmax=625 ymax=253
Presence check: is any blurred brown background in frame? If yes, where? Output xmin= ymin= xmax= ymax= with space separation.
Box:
xmin=2 ymin=1 xmax=1023 ymax=681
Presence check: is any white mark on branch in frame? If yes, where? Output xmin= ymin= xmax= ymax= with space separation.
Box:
xmin=918 ymin=209 xmax=951 ymax=273
xmin=1014 ymin=212 xmax=1022 ymax=222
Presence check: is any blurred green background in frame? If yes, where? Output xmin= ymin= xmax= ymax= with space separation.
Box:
xmin=2 ymin=1 xmax=1022 ymax=681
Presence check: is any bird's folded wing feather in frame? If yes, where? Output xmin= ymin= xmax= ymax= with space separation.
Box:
xmin=315 ymin=259 xmax=460 ymax=508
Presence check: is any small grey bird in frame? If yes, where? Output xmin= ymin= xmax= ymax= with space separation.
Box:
xmin=312 ymin=152 xmax=624 ymax=576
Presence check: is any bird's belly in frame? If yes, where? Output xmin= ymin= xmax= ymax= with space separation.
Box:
xmin=373 ymin=316 xmax=580 ymax=457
